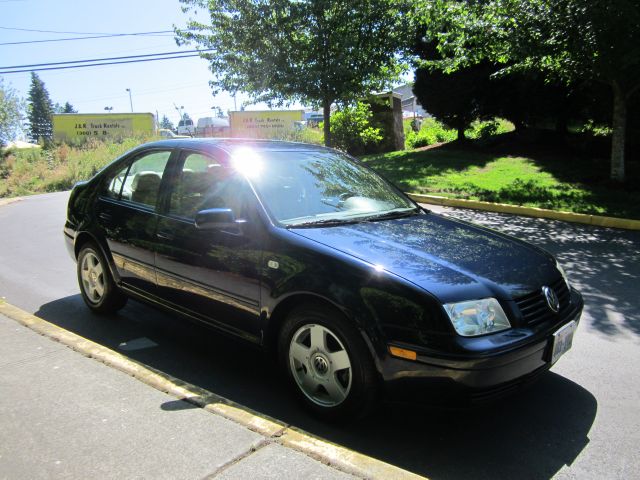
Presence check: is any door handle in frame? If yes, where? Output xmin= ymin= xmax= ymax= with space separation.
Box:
xmin=156 ymin=231 xmax=174 ymax=241
xmin=98 ymin=212 xmax=113 ymax=222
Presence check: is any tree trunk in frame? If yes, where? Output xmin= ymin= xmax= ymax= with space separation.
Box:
xmin=323 ymin=98 xmax=331 ymax=147
xmin=610 ymin=82 xmax=626 ymax=182
xmin=457 ymin=125 xmax=465 ymax=142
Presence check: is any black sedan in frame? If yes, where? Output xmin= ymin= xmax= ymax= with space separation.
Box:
xmin=64 ymin=139 xmax=583 ymax=420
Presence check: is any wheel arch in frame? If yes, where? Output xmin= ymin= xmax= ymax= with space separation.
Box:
xmin=263 ymin=292 xmax=383 ymax=377
xmin=74 ymin=231 xmax=121 ymax=284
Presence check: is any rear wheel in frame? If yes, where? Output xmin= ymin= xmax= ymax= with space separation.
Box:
xmin=77 ymin=243 xmax=127 ymax=314
xmin=278 ymin=304 xmax=379 ymax=421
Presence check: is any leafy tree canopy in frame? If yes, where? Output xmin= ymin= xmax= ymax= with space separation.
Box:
xmin=0 ymin=78 xmax=24 ymax=147
xmin=175 ymin=0 xmax=411 ymax=145
xmin=414 ymin=60 xmax=494 ymax=139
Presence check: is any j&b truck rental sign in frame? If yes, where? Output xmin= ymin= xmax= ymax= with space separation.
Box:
xmin=52 ymin=113 xmax=155 ymax=142
xmin=229 ymin=110 xmax=303 ymax=138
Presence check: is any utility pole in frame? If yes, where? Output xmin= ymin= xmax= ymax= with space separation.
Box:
xmin=173 ymin=103 xmax=185 ymax=121
xmin=126 ymin=88 xmax=133 ymax=113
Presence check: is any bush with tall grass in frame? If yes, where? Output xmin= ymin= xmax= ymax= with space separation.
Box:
xmin=0 ymin=136 xmax=153 ymax=198
xmin=405 ymin=118 xmax=457 ymax=149
xmin=404 ymin=117 xmax=514 ymax=149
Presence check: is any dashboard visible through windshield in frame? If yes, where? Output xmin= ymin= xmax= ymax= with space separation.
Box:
xmin=240 ymin=149 xmax=418 ymax=227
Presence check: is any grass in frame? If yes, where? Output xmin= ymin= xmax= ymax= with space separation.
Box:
xmin=0 ymin=137 xmax=152 ymax=198
xmin=362 ymin=138 xmax=640 ymax=219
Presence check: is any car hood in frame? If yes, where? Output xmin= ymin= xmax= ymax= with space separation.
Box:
xmin=290 ymin=212 xmax=558 ymax=302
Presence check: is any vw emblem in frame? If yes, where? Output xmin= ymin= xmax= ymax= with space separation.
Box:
xmin=542 ymin=286 xmax=560 ymax=313
xmin=312 ymin=355 xmax=329 ymax=375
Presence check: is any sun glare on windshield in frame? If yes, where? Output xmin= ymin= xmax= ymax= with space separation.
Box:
xmin=231 ymin=147 xmax=264 ymax=178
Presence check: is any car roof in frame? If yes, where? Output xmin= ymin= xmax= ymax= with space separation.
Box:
xmin=140 ymin=138 xmax=335 ymax=156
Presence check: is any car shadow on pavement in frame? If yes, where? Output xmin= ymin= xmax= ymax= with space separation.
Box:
xmin=35 ymin=294 xmax=597 ymax=480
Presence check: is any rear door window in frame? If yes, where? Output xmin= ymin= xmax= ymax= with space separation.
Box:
xmin=104 ymin=150 xmax=172 ymax=209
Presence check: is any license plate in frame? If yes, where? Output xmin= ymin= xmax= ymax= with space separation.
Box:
xmin=550 ymin=320 xmax=577 ymax=364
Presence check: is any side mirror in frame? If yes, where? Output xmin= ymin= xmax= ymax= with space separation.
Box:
xmin=195 ymin=208 xmax=237 ymax=230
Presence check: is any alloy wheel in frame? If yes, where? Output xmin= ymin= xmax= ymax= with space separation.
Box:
xmin=80 ymin=251 xmax=105 ymax=304
xmin=289 ymin=323 xmax=352 ymax=407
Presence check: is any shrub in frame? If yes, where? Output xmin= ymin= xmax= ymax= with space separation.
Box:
xmin=466 ymin=118 xmax=514 ymax=140
xmin=0 ymin=136 xmax=153 ymax=198
xmin=271 ymin=125 xmax=324 ymax=145
xmin=330 ymin=102 xmax=383 ymax=155
xmin=405 ymin=118 xmax=457 ymax=149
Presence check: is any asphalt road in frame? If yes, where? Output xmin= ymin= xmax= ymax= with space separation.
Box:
xmin=1 ymin=191 xmax=639 ymax=479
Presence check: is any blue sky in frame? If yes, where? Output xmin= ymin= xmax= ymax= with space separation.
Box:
xmin=0 ymin=0 xmax=285 ymax=126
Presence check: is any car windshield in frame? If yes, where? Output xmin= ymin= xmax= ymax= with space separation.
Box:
xmin=234 ymin=148 xmax=417 ymax=226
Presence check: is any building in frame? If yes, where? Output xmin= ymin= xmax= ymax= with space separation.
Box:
xmin=392 ymin=84 xmax=430 ymax=118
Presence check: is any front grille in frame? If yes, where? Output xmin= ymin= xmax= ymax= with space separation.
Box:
xmin=515 ymin=277 xmax=571 ymax=326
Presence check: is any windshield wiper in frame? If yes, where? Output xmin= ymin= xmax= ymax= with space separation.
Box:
xmin=286 ymin=218 xmax=360 ymax=228
xmin=361 ymin=208 xmax=420 ymax=222
xmin=286 ymin=208 xmax=420 ymax=228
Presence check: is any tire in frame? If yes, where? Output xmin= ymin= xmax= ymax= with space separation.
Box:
xmin=77 ymin=242 xmax=127 ymax=315
xmin=278 ymin=303 xmax=379 ymax=421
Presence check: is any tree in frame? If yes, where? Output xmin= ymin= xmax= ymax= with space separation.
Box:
xmin=53 ymin=101 xmax=78 ymax=114
xmin=417 ymin=0 xmax=640 ymax=181
xmin=26 ymin=72 xmax=54 ymax=143
xmin=160 ymin=115 xmax=174 ymax=130
xmin=0 ymin=78 xmax=24 ymax=147
xmin=175 ymin=0 xmax=410 ymax=146
xmin=413 ymin=61 xmax=493 ymax=140
xmin=62 ymin=102 xmax=77 ymax=113
xmin=483 ymin=71 xmax=579 ymax=133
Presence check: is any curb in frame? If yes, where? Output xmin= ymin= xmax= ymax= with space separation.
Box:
xmin=407 ymin=193 xmax=640 ymax=231
xmin=0 ymin=300 xmax=425 ymax=480
xmin=0 ymin=197 xmax=22 ymax=207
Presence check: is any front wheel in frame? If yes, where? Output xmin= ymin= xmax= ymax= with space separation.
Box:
xmin=77 ymin=243 xmax=127 ymax=314
xmin=278 ymin=304 xmax=379 ymax=421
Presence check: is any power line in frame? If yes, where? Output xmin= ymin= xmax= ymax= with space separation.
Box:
xmin=0 ymin=26 xmax=120 ymax=34
xmin=0 ymin=49 xmax=212 ymax=69
xmin=0 ymin=53 xmax=208 ymax=74
xmin=0 ymin=30 xmax=175 ymax=46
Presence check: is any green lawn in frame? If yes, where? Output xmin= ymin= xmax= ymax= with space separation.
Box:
xmin=362 ymin=143 xmax=640 ymax=219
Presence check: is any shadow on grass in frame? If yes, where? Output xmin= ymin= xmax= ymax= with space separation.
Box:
xmin=363 ymin=142 xmax=495 ymax=190
xmin=363 ymin=133 xmax=640 ymax=219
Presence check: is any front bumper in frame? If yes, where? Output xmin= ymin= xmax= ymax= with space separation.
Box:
xmin=381 ymin=291 xmax=583 ymax=402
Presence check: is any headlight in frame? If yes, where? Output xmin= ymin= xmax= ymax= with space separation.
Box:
xmin=444 ymin=298 xmax=511 ymax=337
xmin=556 ymin=260 xmax=571 ymax=289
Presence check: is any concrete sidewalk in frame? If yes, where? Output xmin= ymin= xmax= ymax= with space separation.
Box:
xmin=0 ymin=313 xmax=357 ymax=480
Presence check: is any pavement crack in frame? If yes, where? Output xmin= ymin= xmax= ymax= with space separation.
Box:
xmin=202 ymin=437 xmax=271 ymax=479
